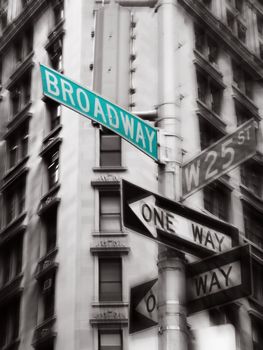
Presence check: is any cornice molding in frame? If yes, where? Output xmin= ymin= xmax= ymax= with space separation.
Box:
xmin=6 ymin=52 xmax=34 ymax=90
xmin=232 ymin=84 xmax=259 ymax=117
xmin=194 ymin=50 xmax=224 ymax=88
xmin=179 ymin=0 xmax=263 ymax=79
xmin=196 ymin=99 xmax=227 ymax=133
xmin=0 ymin=0 xmax=49 ymax=54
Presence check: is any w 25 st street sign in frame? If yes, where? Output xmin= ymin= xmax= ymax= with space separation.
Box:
xmin=40 ymin=65 xmax=158 ymax=160
xmin=182 ymin=119 xmax=257 ymax=199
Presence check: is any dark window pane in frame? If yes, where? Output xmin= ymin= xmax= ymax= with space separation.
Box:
xmin=241 ymin=161 xmax=263 ymax=197
xmin=25 ymin=27 xmax=33 ymax=54
xmin=244 ymin=205 xmax=263 ymax=249
xmin=204 ymin=184 xmax=230 ymax=221
xmin=15 ymin=39 xmax=23 ymax=63
xmin=99 ymin=192 xmax=121 ymax=232
xmin=199 ymin=118 xmax=223 ymax=150
xmin=43 ymin=277 xmax=55 ymax=320
xmin=6 ymin=192 xmax=16 ymax=224
xmin=46 ymin=213 xmax=57 ymax=253
xmin=100 ymin=153 xmax=122 ymax=167
xmin=99 ymin=259 xmax=122 ymax=301
xmin=47 ymin=152 xmax=59 ymax=188
xmin=99 ymin=330 xmax=122 ymax=350
xmin=100 ymin=132 xmax=121 ymax=167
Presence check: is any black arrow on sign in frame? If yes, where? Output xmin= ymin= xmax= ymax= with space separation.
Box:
xmin=129 ymin=278 xmax=158 ymax=334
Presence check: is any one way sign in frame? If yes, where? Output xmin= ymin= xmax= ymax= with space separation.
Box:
xmin=129 ymin=279 xmax=158 ymax=334
xmin=187 ymin=245 xmax=252 ymax=314
xmin=122 ymin=180 xmax=238 ymax=257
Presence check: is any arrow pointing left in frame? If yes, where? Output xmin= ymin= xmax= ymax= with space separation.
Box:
xmin=129 ymin=279 xmax=158 ymax=334
xmin=128 ymin=194 xmax=232 ymax=254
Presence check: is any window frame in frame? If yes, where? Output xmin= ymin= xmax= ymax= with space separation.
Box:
xmin=99 ymin=190 xmax=121 ymax=233
xmin=6 ymin=122 xmax=29 ymax=169
xmin=47 ymin=151 xmax=60 ymax=190
xmin=243 ymin=205 xmax=263 ymax=249
xmin=203 ymin=182 xmax=231 ymax=222
xmin=196 ymin=70 xmax=223 ymax=115
xmin=4 ymin=181 xmax=26 ymax=225
xmin=100 ymin=129 xmax=122 ymax=168
xmin=98 ymin=329 xmax=123 ymax=350
xmin=98 ymin=257 xmax=122 ymax=302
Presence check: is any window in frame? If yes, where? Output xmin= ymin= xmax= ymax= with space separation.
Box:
xmin=99 ymin=258 xmax=122 ymax=301
xmin=227 ymin=0 xmax=244 ymax=14
xmin=47 ymin=101 xmax=61 ymax=130
xmin=25 ymin=27 xmax=33 ymax=55
xmin=43 ymin=276 xmax=55 ymax=320
xmin=197 ymin=70 xmax=222 ymax=114
xmin=5 ymin=182 xmax=26 ymax=224
xmin=48 ymin=38 xmax=63 ymax=72
xmin=257 ymin=13 xmax=263 ymax=59
xmin=100 ymin=130 xmax=121 ymax=167
xmin=14 ymin=39 xmax=23 ymax=64
xmin=226 ymin=11 xmax=235 ymax=31
xmin=99 ymin=191 xmax=121 ymax=232
xmin=199 ymin=118 xmax=224 ymax=150
xmin=243 ymin=205 xmax=263 ymax=249
xmin=53 ymin=0 xmax=64 ymax=24
xmin=201 ymin=0 xmax=211 ymax=8
xmin=10 ymin=73 xmax=31 ymax=117
xmin=226 ymin=10 xmax=246 ymax=43
xmin=47 ymin=151 xmax=59 ymax=189
xmin=252 ymin=316 xmax=263 ymax=350
xmin=13 ymin=27 xmax=33 ymax=65
xmin=260 ymin=42 xmax=263 ymax=60
xmin=235 ymin=103 xmax=253 ymax=126
xmin=232 ymin=62 xmax=253 ymax=99
xmin=0 ymin=238 xmax=23 ymax=286
xmin=21 ymin=0 xmax=28 ymax=7
xmin=240 ymin=160 xmax=263 ymax=198
xmin=0 ymin=0 xmax=8 ymax=32
xmin=252 ymin=261 xmax=263 ymax=302
xmin=45 ymin=212 xmax=57 ymax=253
xmin=195 ymin=26 xmax=219 ymax=64
xmin=257 ymin=12 xmax=263 ymax=36
xmin=203 ymin=183 xmax=230 ymax=221
xmin=0 ymin=300 xmax=20 ymax=348
xmin=99 ymin=330 xmax=122 ymax=350
xmin=7 ymin=123 xmax=29 ymax=169
xmin=237 ymin=21 xmax=246 ymax=43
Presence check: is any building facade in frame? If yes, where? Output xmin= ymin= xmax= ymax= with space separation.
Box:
xmin=0 ymin=0 xmax=262 ymax=349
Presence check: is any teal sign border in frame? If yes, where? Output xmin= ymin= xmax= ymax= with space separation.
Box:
xmin=40 ymin=64 xmax=158 ymax=161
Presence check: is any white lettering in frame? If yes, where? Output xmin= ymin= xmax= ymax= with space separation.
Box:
xmin=120 ymin=112 xmax=134 ymax=139
xmin=145 ymin=127 xmax=155 ymax=153
xmin=106 ymin=104 xmax=119 ymax=129
xmin=184 ymin=160 xmax=200 ymax=192
xmin=76 ymin=88 xmax=90 ymax=113
xmin=136 ymin=122 xmax=146 ymax=149
xmin=61 ymin=79 xmax=75 ymax=106
xmin=94 ymin=97 xmax=107 ymax=123
xmin=45 ymin=71 xmax=60 ymax=96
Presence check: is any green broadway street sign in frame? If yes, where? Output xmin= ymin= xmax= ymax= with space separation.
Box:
xmin=40 ymin=64 xmax=158 ymax=161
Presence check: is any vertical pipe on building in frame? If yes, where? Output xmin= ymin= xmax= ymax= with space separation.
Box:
xmin=156 ymin=1 xmax=188 ymax=350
